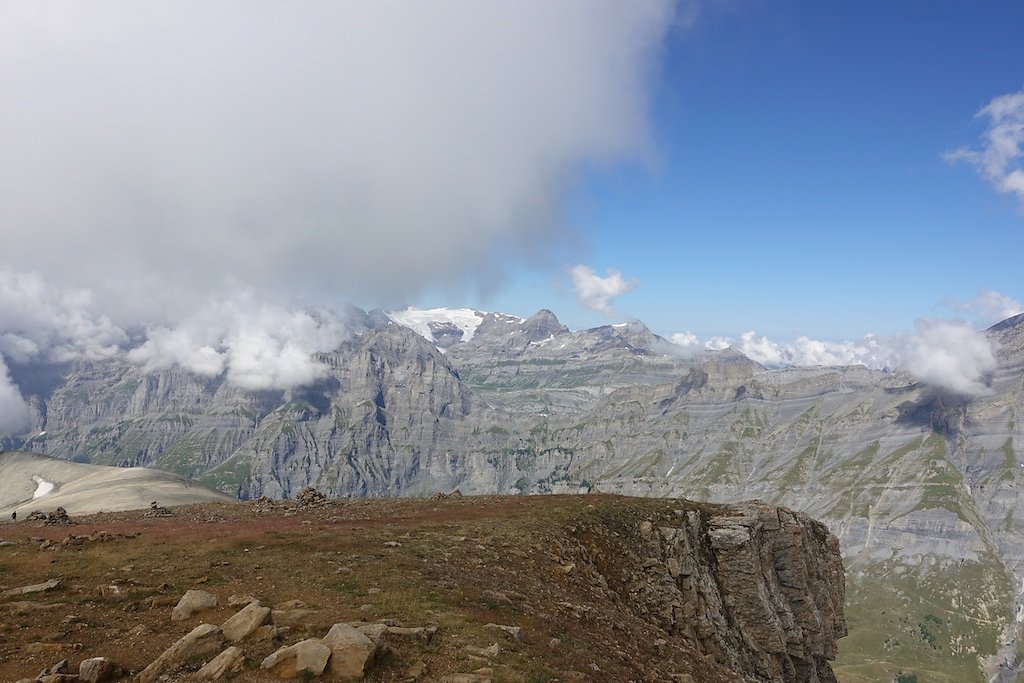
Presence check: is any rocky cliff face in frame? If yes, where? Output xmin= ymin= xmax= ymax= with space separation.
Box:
xmin=577 ymin=500 xmax=847 ymax=683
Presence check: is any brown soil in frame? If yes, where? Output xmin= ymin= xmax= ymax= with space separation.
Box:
xmin=0 ymin=494 xmax=731 ymax=682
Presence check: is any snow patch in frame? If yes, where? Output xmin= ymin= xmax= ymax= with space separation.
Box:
xmin=387 ymin=307 xmax=488 ymax=343
xmin=31 ymin=476 xmax=54 ymax=499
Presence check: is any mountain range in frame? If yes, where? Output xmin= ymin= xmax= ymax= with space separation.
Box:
xmin=2 ymin=305 xmax=1024 ymax=682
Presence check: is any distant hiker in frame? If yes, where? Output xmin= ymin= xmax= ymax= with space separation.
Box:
xmin=10 ymin=511 xmax=15 ymax=521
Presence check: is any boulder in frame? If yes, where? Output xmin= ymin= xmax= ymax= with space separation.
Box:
xmin=172 ymin=589 xmax=218 ymax=621
xmin=483 ymin=623 xmax=521 ymax=641
xmin=221 ymin=601 xmax=271 ymax=641
xmin=78 ymin=657 xmax=122 ymax=682
xmin=261 ymin=638 xmax=332 ymax=678
xmin=354 ymin=622 xmax=388 ymax=645
xmin=192 ymin=646 xmax=245 ymax=681
xmin=323 ymin=623 xmax=377 ymax=679
xmin=138 ymin=623 xmax=225 ymax=683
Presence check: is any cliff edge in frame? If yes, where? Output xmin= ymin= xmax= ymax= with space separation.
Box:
xmin=0 ymin=494 xmax=844 ymax=682
xmin=574 ymin=498 xmax=847 ymax=683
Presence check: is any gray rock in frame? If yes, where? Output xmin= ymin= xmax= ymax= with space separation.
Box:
xmin=1 ymin=578 xmax=61 ymax=598
xmin=77 ymin=657 xmax=122 ymax=683
xmin=172 ymin=589 xmax=218 ymax=621
xmin=261 ymin=638 xmax=331 ymax=678
xmin=192 ymin=646 xmax=245 ymax=680
xmin=221 ymin=601 xmax=271 ymax=641
xmin=322 ymin=623 xmax=377 ymax=679
xmin=138 ymin=623 xmax=224 ymax=683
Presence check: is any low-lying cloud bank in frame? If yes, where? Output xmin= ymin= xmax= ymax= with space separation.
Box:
xmin=670 ymin=290 xmax=1023 ymax=396
xmin=0 ymin=268 xmax=1020 ymax=433
xmin=126 ymin=298 xmax=350 ymax=391
xmin=0 ymin=270 xmax=358 ymax=432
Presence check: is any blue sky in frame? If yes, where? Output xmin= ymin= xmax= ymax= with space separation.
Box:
xmin=433 ymin=2 xmax=1024 ymax=341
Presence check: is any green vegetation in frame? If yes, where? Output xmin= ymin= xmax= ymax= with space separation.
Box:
xmin=835 ymin=557 xmax=1013 ymax=683
xmin=200 ymin=456 xmax=252 ymax=493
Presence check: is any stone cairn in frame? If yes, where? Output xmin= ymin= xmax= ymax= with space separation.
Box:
xmin=42 ymin=507 xmax=74 ymax=526
xmin=143 ymin=501 xmax=174 ymax=518
xmin=294 ymin=487 xmax=328 ymax=508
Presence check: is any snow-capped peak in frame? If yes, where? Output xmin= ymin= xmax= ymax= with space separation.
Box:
xmin=386 ymin=307 xmax=488 ymax=344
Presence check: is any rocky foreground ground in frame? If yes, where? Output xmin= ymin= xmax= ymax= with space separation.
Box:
xmin=0 ymin=492 xmax=845 ymax=682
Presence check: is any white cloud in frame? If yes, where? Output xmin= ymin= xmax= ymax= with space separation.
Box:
xmin=733 ymin=331 xmax=891 ymax=369
xmin=569 ymin=265 xmax=639 ymax=316
xmin=0 ymin=2 xmax=675 ymax=313
xmin=0 ymin=269 xmax=355 ymax=423
xmin=704 ymin=336 xmax=733 ymax=351
xmin=126 ymin=296 xmax=351 ymax=391
xmin=671 ymin=318 xmax=998 ymax=396
xmin=127 ymin=326 xmax=226 ymax=378
xmin=945 ymin=89 xmax=1024 ymax=208
xmin=670 ymin=331 xmax=700 ymax=348
xmin=892 ymin=319 xmax=997 ymax=396
xmin=0 ymin=356 xmax=31 ymax=434
xmin=943 ymin=289 xmax=1023 ymax=327
xmin=0 ymin=270 xmax=126 ymax=364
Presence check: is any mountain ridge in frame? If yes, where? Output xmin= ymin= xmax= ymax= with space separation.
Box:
xmin=1 ymin=306 xmax=1022 ymax=680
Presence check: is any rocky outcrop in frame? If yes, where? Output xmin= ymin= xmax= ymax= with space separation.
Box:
xmin=578 ymin=500 xmax=846 ymax=683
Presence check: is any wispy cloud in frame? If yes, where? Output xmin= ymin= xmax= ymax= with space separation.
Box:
xmin=0 ymin=356 xmax=30 ymax=434
xmin=945 ymin=89 xmax=1024 ymax=208
xmin=569 ymin=265 xmax=639 ymax=316
xmin=942 ymin=289 xmax=1023 ymax=327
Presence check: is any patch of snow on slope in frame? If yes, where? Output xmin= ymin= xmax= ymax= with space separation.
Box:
xmin=387 ymin=307 xmax=487 ymax=344
xmin=31 ymin=475 xmax=54 ymax=499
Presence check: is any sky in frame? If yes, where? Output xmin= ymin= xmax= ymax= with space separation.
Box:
xmin=468 ymin=2 xmax=1024 ymax=339
xmin=1 ymin=1 xmax=1023 ymax=430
